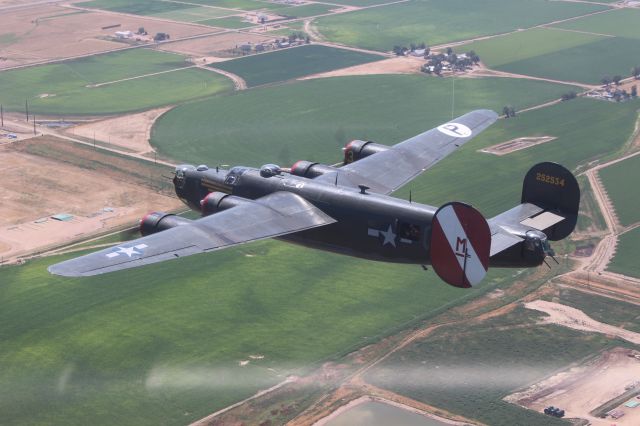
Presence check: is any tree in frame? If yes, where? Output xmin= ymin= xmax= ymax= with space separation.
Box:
xmin=446 ymin=47 xmax=453 ymax=56
xmin=423 ymin=46 xmax=430 ymax=57
xmin=137 ymin=27 xmax=146 ymax=35
xmin=632 ymin=85 xmax=637 ymax=98
xmin=509 ymin=106 xmax=516 ymax=117
xmin=561 ymin=91 xmax=577 ymax=101
xmin=305 ymin=36 xmax=310 ymax=44
xmin=632 ymin=66 xmax=640 ymax=79
xmin=601 ymin=76 xmax=612 ymax=87
xmin=409 ymin=42 xmax=417 ymax=52
xmin=613 ymin=75 xmax=623 ymax=86
xmin=418 ymin=42 xmax=426 ymax=49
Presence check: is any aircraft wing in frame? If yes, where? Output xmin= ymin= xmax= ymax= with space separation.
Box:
xmin=318 ymin=109 xmax=498 ymax=194
xmin=48 ymin=192 xmax=336 ymax=277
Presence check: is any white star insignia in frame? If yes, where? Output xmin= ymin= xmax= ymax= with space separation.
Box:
xmin=116 ymin=246 xmax=140 ymax=257
xmin=380 ymin=224 xmax=397 ymax=247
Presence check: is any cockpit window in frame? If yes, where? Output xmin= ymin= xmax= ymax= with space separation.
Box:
xmin=224 ymin=167 xmax=247 ymax=186
xmin=174 ymin=168 xmax=186 ymax=189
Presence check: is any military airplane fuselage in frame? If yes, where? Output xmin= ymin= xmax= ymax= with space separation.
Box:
xmin=50 ymin=110 xmax=580 ymax=289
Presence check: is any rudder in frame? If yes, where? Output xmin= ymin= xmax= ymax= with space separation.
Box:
xmin=521 ymin=162 xmax=580 ymax=241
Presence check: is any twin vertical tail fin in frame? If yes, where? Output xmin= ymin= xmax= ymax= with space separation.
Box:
xmin=429 ymin=163 xmax=580 ymax=288
xmin=521 ymin=162 xmax=580 ymax=241
xmin=430 ymin=202 xmax=491 ymax=288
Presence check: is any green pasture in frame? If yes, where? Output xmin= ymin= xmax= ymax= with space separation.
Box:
xmin=599 ymin=153 xmax=640 ymax=226
xmin=328 ymin=0 xmax=400 ymax=6
xmin=314 ymin=0 xmax=608 ymax=52
xmin=211 ymin=45 xmax=382 ymax=86
xmin=608 ymin=227 xmax=640 ymax=278
xmin=366 ymin=307 xmax=612 ymax=426
xmin=199 ymin=16 xmax=253 ymax=28
xmin=152 ymin=6 xmax=235 ymax=22
xmin=76 ymin=0 xmax=186 ymax=15
xmin=458 ymin=27 xmax=603 ymax=68
xmin=553 ymin=8 xmax=640 ymax=39
xmin=545 ymin=287 xmax=640 ymax=333
xmin=460 ymin=27 xmax=640 ymax=84
xmin=0 ymin=236 xmax=509 ymax=425
xmin=186 ymin=0 xmax=282 ymax=10
xmin=0 ymin=49 xmax=233 ymax=115
xmin=152 ymin=75 xmax=640 ymax=216
xmin=272 ymin=3 xmax=334 ymax=18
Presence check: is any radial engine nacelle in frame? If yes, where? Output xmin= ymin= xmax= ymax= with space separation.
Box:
xmin=343 ymin=140 xmax=390 ymax=164
xmin=200 ymin=192 xmax=253 ymax=216
xmin=290 ymin=160 xmax=337 ymax=178
xmin=139 ymin=212 xmax=192 ymax=236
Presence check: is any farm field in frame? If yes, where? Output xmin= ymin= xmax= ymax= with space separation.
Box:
xmin=0 ymin=238 xmax=507 ymax=425
xmin=199 ymin=15 xmax=253 ymax=28
xmin=211 ymin=45 xmax=382 ymax=86
xmin=366 ymin=307 xmax=612 ymax=426
xmin=152 ymin=76 xmax=640 ymax=216
xmin=544 ymin=287 xmax=640 ymax=333
xmin=327 ymin=0 xmax=400 ymax=5
xmin=271 ymin=3 xmax=336 ymax=18
xmin=76 ymin=0 xmax=187 ymax=15
xmin=151 ymin=5 xmax=235 ymax=22
xmin=176 ymin=0 xmax=282 ymax=10
xmin=314 ymin=0 xmax=608 ymax=52
xmin=553 ymin=8 xmax=640 ymax=39
xmin=459 ymin=27 xmax=640 ymax=84
xmin=152 ymin=75 xmax=577 ymax=173
xmin=599 ymin=153 xmax=640 ymax=226
xmin=608 ymin=226 xmax=640 ymax=279
xmin=0 ymin=5 xmax=210 ymax=69
xmin=0 ymin=49 xmax=233 ymax=114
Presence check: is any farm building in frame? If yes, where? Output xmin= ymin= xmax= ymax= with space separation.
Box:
xmin=115 ymin=31 xmax=133 ymax=39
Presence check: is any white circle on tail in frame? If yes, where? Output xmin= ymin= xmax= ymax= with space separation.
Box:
xmin=437 ymin=122 xmax=472 ymax=138
xmin=430 ymin=202 xmax=490 ymax=288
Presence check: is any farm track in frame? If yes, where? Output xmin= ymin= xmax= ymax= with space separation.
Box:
xmin=87 ymin=65 xmax=198 ymax=88
xmin=199 ymin=65 xmax=247 ymax=90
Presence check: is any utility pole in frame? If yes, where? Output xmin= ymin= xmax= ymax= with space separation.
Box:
xmin=33 ymin=116 xmax=36 ymax=135
xmin=451 ymin=75 xmax=455 ymax=119
xmin=25 ymin=99 xmax=29 ymax=122
xmin=1 ymin=104 xmax=3 ymax=127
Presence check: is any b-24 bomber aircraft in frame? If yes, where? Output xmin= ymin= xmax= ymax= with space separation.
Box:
xmin=50 ymin=110 xmax=580 ymax=288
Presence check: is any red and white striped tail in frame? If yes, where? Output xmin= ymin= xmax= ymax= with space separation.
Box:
xmin=430 ymin=202 xmax=491 ymax=288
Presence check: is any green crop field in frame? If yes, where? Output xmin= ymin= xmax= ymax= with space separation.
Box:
xmin=0 ymin=237 xmax=511 ymax=425
xmin=76 ymin=0 xmax=278 ymax=22
xmin=152 ymin=75 xmax=640 ymax=215
xmin=211 ymin=45 xmax=382 ymax=87
xmin=151 ymin=6 xmax=235 ymax=22
xmin=553 ymin=8 xmax=640 ymax=39
xmin=366 ymin=307 xmax=612 ymax=426
xmin=314 ymin=0 xmax=608 ymax=52
xmin=608 ymin=226 xmax=640 ymax=279
xmin=546 ymin=287 xmax=640 ymax=333
xmin=199 ymin=15 xmax=251 ymax=28
xmin=459 ymin=27 xmax=640 ymax=84
xmin=77 ymin=0 xmax=187 ymax=15
xmin=186 ymin=0 xmax=282 ymax=10
xmin=0 ymin=49 xmax=233 ymax=115
xmin=272 ymin=3 xmax=334 ymax=18
xmin=328 ymin=0 xmax=401 ymax=5
xmin=599 ymin=153 xmax=640 ymax=226
xmin=458 ymin=28 xmax=603 ymax=68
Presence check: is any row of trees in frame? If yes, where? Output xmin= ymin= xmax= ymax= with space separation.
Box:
xmin=502 ymin=105 xmax=516 ymax=118
xmin=392 ymin=42 xmax=429 ymax=57
xmin=422 ymin=50 xmax=480 ymax=75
